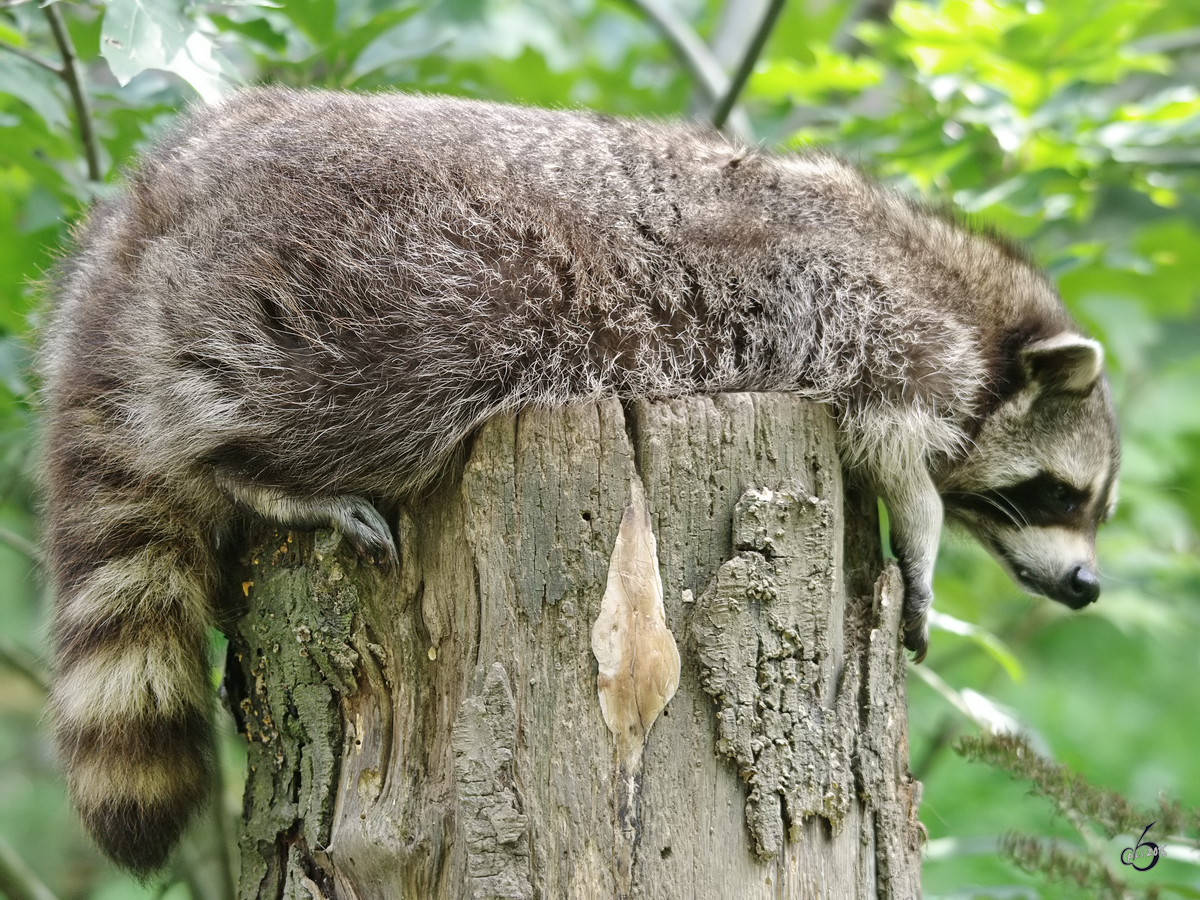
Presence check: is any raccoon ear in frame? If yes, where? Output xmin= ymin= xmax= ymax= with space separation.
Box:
xmin=1021 ymin=333 xmax=1104 ymax=394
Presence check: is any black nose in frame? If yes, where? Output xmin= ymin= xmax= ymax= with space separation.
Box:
xmin=1060 ymin=565 xmax=1100 ymax=608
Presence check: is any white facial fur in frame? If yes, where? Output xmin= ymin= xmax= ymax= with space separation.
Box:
xmin=936 ymin=332 xmax=1118 ymax=603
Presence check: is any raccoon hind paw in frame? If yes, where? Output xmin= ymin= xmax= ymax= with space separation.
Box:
xmin=214 ymin=471 xmax=397 ymax=568
xmin=327 ymin=495 xmax=398 ymax=568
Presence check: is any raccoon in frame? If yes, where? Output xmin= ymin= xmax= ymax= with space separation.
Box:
xmin=39 ymin=88 xmax=1119 ymax=872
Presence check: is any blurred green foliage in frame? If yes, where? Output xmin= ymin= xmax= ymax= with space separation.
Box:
xmin=0 ymin=0 xmax=1197 ymax=897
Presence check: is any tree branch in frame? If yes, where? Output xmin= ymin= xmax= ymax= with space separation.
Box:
xmin=41 ymin=0 xmax=102 ymax=183
xmin=620 ymin=0 xmax=754 ymax=141
xmin=622 ymin=0 xmax=727 ymax=101
xmin=0 ymin=834 xmax=60 ymax=900
xmin=710 ymin=0 xmax=784 ymax=130
xmin=0 ymin=635 xmax=49 ymax=695
xmin=0 ymin=41 xmax=62 ymax=74
xmin=832 ymin=0 xmax=896 ymax=55
xmin=0 ymin=525 xmax=40 ymax=563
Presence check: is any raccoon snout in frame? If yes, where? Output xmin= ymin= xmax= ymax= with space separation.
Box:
xmin=1057 ymin=565 xmax=1100 ymax=609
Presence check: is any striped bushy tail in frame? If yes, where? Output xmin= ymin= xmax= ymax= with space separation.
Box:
xmin=45 ymin=434 xmax=219 ymax=873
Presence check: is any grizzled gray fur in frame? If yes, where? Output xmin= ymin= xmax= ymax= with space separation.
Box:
xmin=39 ymin=88 xmax=1119 ymax=872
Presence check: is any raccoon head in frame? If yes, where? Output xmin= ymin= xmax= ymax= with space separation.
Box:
xmin=938 ymin=333 xmax=1120 ymax=609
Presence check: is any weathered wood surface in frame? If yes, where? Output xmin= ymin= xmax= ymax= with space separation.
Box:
xmin=224 ymin=393 xmax=922 ymax=899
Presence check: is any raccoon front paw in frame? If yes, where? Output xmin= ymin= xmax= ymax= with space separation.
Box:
xmin=901 ymin=583 xmax=932 ymax=662
xmin=328 ymin=496 xmax=398 ymax=568
xmin=903 ymin=614 xmax=929 ymax=663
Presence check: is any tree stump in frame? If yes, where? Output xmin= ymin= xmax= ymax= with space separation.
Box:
xmin=225 ymin=393 xmax=923 ymax=899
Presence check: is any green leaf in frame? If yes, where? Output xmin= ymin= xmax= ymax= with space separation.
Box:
xmin=927 ymin=610 xmax=1025 ymax=683
xmin=0 ymin=56 xmax=69 ymax=130
xmin=100 ymin=0 xmax=241 ymax=102
xmin=752 ymin=50 xmax=883 ymax=105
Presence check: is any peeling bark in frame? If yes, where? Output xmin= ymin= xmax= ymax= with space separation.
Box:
xmin=224 ymin=394 xmax=922 ymax=898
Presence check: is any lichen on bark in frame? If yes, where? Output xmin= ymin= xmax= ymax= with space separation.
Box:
xmin=691 ymin=486 xmax=857 ymax=858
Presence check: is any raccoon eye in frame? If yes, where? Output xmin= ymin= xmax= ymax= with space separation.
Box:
xmin=1042 ymin=478 xmax=1081 ymax=514
xmin=1047 ymin=481 xmax=1072 ymax=504
xmin=945 ymin=474 xmax=1088 ymax=528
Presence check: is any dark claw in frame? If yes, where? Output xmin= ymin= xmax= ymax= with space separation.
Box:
xmin=901 ymin=578 xmax=932 ymax=662
xmin=903 ymin=617 xmax=929 ymax=663
xmin=331 ymin=497 xmax=398 ymax=569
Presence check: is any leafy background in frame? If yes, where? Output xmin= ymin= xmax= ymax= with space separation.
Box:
xmin=0 ymin=0 xmax=1198 ymax=897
